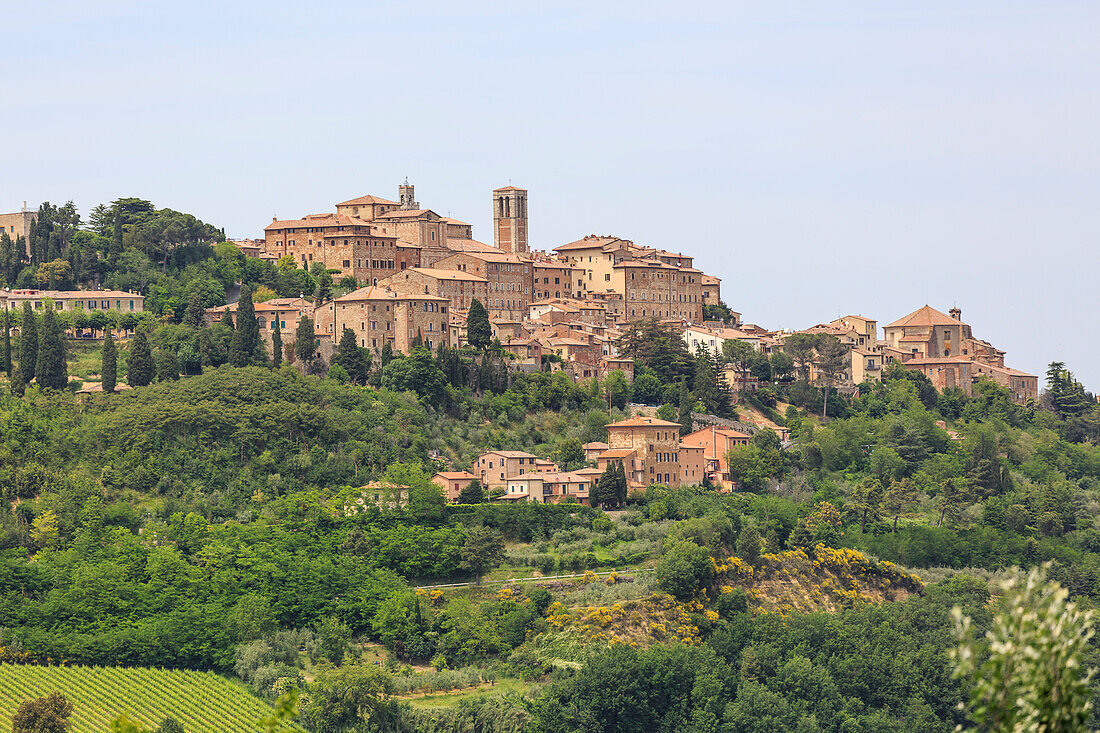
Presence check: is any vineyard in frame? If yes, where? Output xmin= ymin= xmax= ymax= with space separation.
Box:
xmin=0 ymin=663 xmax=304 ymax=733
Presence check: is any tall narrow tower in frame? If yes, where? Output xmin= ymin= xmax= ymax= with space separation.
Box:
xmin=398 ymin=179 xmax=418 ymax=210
xmin=493 ymin=186 xmax=528 ymax=253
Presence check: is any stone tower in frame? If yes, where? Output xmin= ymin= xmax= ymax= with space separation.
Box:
xmin=493 ymin=186 xmax=528 ymax=253
xmin=949 ymin=306 xmax=962 ymax=322
xmin=399 ymin=179 xmax=418 ymax=210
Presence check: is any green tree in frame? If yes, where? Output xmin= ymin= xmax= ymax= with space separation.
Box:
xmin=230 ymin=284 xmax=260 ymax=367
xmin=294 ymin=315 xmax=316 ymax=363
xmin=101 ymin=329 xmax=117 ymax=393
xmin=657 ymin=540 xmax=715 ymax=599
xmin=303 ymin=664 xmax=394 ymax=732
xmin=815 ymin=334 xmax=849 ymax=417
xmin=35 ymin=306 xmax=67 ymax=390
xmin=183 ymin=291 xmax=205 ymax=328
xmin=460 ymin=526 xmax=505 ymax=584
xmin=334 ymin=326 xmax=370 ymax=384
xmin=555 ymin=437 xmax=585 ymax=471
xmin=736 ymin=524 xmax=762 ymax=566
xmin=1 ymin=308 xmax=10 ymax=374
xmin=952 ymin=564 xmax=1095 ymax=733
xmin=109 ymin=206 xmax=123 ymax=262
xmin=127 ymin=329 xmax=155 ymax=386
xmin=678 ymin=383 xmax=694 ymax=437
xmin=10 ymin=362 xmax=24 ymax=396
xmin=270 ymin=324 xmax=283 ymax=369
xmin=314 ymin=615 xmax=352 ymax=665
xmin=155 ymin=717 xmax=185 ymax=733
xmin=155 ymin=348 xmax=180 ymax=381
xmin=19 ymin=302 xmax=37 ymax=380
xmin=883 ymin=477 xmax=918 ymax=533
xmin=457 ymin=479 xmax=485 ymax=504
xmin=12 ymin=691 xmax=73 ymax=733
xmin=313 ymin=270 xmax=333 ymax=303
xmin=467 ymin=299 xmax=491 ymax=350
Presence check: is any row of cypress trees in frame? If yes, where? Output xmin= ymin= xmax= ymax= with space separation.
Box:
xmin=1 ymin=302 xmax=68 ymax=394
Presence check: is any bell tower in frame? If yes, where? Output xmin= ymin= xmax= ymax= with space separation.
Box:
xmin=492 ymin=185 xmax=528 ymax=253
xmin=398 ymin=179 xmax=418 ymax=210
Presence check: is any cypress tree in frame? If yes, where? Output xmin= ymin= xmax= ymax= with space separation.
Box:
xmin=295 ymin=316 xmax=316 ymax=363
xmin=101 ymin=330 xmax=117 ymax=393
xmin=222 ymin=311 xmax=234 ymax=330
xmin=35 ymin=307 xmax=67 ymax=390
xmin=1 ymin=308 xmax=10 ymax=375
xmin=467 ymin=299 xmax=491 ymax=349
xmin=271 ymin=323 xmax=283 ymax=369
xmin=380 ymin=341 xmax=393 ymax=367
xmin=230 ymin=285 xmax=259 ymax=367
xmin=19 ymin=303 xmax=37 ymax=382
xmin=128 ymin=329 xmax=154 ymax=386
xmin=335 ymin=326 xmax=369 ymax=384
xmin=10 ymin=363 xmax=23 ymax=397
xmin=678 ymin=383 xmax=694 ymax=437
xmin=183 ymin=291 xmax=205 ymax=328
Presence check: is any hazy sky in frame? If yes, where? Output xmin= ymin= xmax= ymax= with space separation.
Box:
xmin=3 ymin=1 xmax=1098 ymax=388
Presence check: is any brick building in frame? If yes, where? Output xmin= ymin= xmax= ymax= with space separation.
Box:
xmin=616 ymin=260 xmax=703 ymax=323
xmin=314 ymin=285 xmax=450 ymax=357
xmin=378 ymin=267 xmax=489 ymax=313
xmin=433 ymin=251 xmax=532 ymax=320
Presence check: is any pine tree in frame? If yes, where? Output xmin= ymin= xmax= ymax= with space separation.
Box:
xmin=109 ymin=206 xmax=123 ymax=262
xmin=1 ymin=308 xmax=10 ymax=375
xmin=230 ymin=285 xmax=259 ymax=367
xmin=127 ymin=329 xmax=154 ymax=387
xmin=34 ymin=307 xmax=67 ymax=390
xmin=183 ymin=291 xmax=205 ymax=328
xmin=295 ymin=315 xmax=316 ymax=363
xmin=101 ymin=329 xmax=117 ymax=393
xmin=271 ymin=323 xmax=283 ymax=369
xmin=467 ymin=299 xmax=491 ymax=349
xmin=18 ymin=303 xmax=37 ymax=382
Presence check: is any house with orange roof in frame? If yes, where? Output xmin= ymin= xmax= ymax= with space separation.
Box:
xmin=379 ymin=267 xmax=489 ymax=314
xmin=605 ymin=415 xmax=684 ymax=487
xmin=431 ymin=471 xmax=478 ymax=502
xmin=680 ymin=426 xmax=752 ymax=487
xmin=475 ymin=450 xmax=553 ymax=490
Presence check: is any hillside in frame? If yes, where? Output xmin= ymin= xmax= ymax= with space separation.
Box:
xmin=0 ymin=663 xmax=298 ymax=733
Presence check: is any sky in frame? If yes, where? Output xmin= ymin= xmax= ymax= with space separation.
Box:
xmin=2 ymin=1 xmax=1098 ymax=388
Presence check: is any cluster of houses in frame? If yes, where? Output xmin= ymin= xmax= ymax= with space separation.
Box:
xmin=420 ymin=416 xmax=757 ymax=506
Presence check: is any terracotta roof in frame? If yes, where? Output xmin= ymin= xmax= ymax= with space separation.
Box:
xmin=701 ymin=275 xmax=721 ymax=285
xmin=553 ymin=236 xmax=624 ymax=252
xmin=334 ymin=285 xmax=447 ymax=303
xmin=886 ymin=305 xmax=962 ymax=329
xmin=493 ymin=186 xmax=527 ymax=192
xmin=606 ymin=416 xmax=683 ymax=429
xmin=376 ymin=209 xmax=438 ymax=220
xmin=440 ymin=217 xmax=471 ymax=226
xmin=337 ymin=194 xmax=398 ymax=206
xmin=446 ymin=238 xmax=499 ymax=253
xmin=399 ymin=268 xmax=488 ymax=283
xmin=4 ymin=289 xmax=144 ymax=300
xmin=433 ymin=471 xmax=476 ymax=480
xmin=583 ymin=441 xmax=609 ymax=450
xmin=600 ymin=448 xmax=637 ymax=459
xmin=482 ymin=450 xmax=539 ymax=458
xmin=265 ymin=213 xmax=373 ymax=231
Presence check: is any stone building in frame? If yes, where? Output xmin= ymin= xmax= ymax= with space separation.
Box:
xmin=616 ymin=260 xmax=703 ymax=323
xmin=605 ymin=416 xmax=683 ymax=488
xmin=433 ymin=251 xmax=532 ymax=321
xmin=378 ymin=267 xmax=489 ymax=313
xmin=313 ymin=285 xmax=450 ymax=357
xmin=2 ymin=288 xmax=144 ymax=314
xmin=0 ymin=205 xmax=36 ymax=253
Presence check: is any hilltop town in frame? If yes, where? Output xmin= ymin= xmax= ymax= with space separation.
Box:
xmin=0 ymin=185 xmax=1040 ymax=506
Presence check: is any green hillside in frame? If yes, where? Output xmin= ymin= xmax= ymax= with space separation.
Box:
xmin=0 ymin=663 xmax=299 ymax=733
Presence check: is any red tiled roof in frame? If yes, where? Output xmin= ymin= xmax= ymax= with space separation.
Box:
xmin=337 ymin=194 xmax=398 ymax=206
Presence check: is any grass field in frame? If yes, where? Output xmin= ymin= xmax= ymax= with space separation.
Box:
xmin=0 ymin=663 xmax=301 ymax=733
